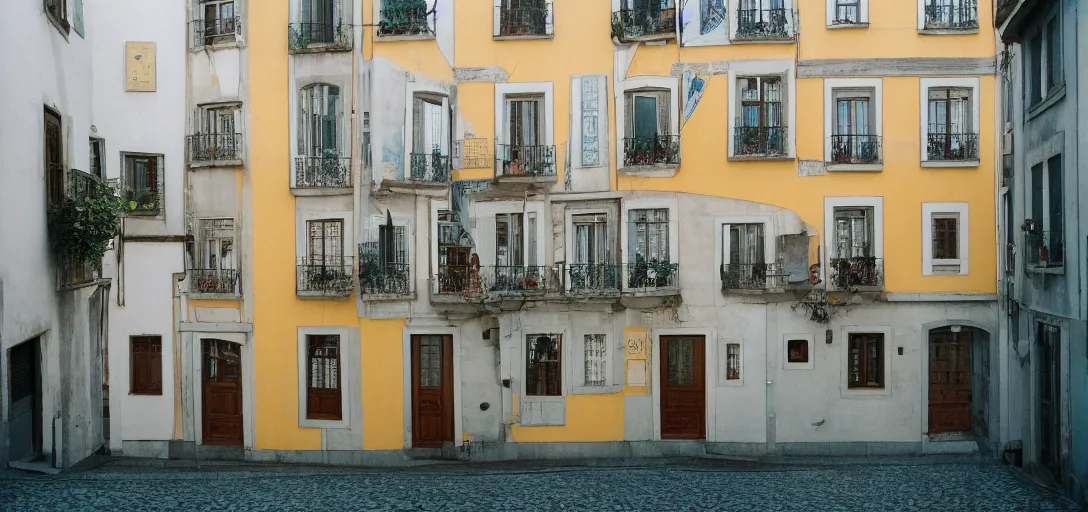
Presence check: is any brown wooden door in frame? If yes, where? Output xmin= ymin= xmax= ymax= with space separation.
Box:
xmin=928 ymin=330 xmax=972 ymax=434
xmin=660 ymin=336 xmax=706 ymax=440
xmin=412 ymin=334 xmax=453 ymax=448
xmin=202 ymin=339 xmax=244 ymax=446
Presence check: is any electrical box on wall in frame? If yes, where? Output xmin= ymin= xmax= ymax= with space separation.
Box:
xmin=125 ymin=42 xmax=156 ymax=92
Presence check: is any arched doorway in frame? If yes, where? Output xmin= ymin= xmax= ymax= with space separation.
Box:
xmin=201 ymin=338 xmax=243 ymax=446
xmin=927 ymin=326 xmax=990 ymax=439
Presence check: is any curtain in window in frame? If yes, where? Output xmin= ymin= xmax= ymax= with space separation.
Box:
xmin=299 ymin=84 xmax=341 ymax=157
xmin=573 ymin=215 xmax=607 ymax=264
xmin=510 ymin=100 xmax=539 ymax=147
xmin=495 ymin=214 xmax=524 ymax=266
xmin=583 ymin=334 xmax=607 ymax=386
xmin=308 ymin=220 xmax=343 ymax=267
xmin=630 ymin=209 xmax=669 ymax=263
xmin=836 ymin=99 xmax=869 ymax=136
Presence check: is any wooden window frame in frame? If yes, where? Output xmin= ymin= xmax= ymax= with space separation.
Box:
xmin=306 ymin=218 xmax=345 ymax=267
xmin=45 ymin=108 xmax=64 ymax=207
xmin=121 ymin=153 xmax=164 ymax=216
xmin=525 ymin=333 xmax=562 ymax=397
xmin=922 ymin=202 xmax=969 ymax=276
xmin=932 ymin=214 xmax=959 ymax=260
xmin=847 ymin=333 xmax=884 ymax=389
xmin=305 ymin=334 xmax=342 ymax=421
xmin=130 ymin=336 xmax=163 ymax=396
xmin=787 ymin=339 xmax=809 ymax=363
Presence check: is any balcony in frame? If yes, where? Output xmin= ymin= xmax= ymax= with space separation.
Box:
xmin=829 ymin=257 xmax=883 ymax=291
xmin=187 ymin=134 xmax=242 ymax=167
xmin=626 ymin=260 xmax=679 ymax=294
xmin=621 ymin=135 xmax=681 ymax=172
xmin=358 ymin=260 xmax=412 ymax=300
xmin=1024 ymin=230 xmax=1064 ymax=270
xmin=828 ymin=135 xmax=882 ymax=168
xmin=733 ymin=126 xmax=788 ymax=159
xmin=65 ymin=168 xmax=101 ymax=203
xmin=926 ymin=132 xmax=979 ymax=163
xmin=297 ymin=257 xmax=354 ymax=298
xmin=192 ymin=17 xmax=241 ymax=48
xmin=293 ymin=156 xmax=352 ymax=191
xmin=430 ymin=265 xmax=486 ymax=304
xmin=494 ymin=143 xmax=557 ymax=187
xmin=612 ymin=2 xmax=676 ymax=43
xmin=734 ymin=8 xmax=793 ymax=41
xmin=187 ymin=268 xmax=239 ymax=296
xmin=923 ymin=0 xmax=978 ymax=31
xmin=496 ymin=2 xmax=553 ymax=38
xmin=378 ymin=1 xmax=435 ymax=38
xmin=288 ymin=22 xmax=352 ymax=52
xmin=566 ymin=263 xmax=622 ymax=297
xmin=57 ymin=259 xmax=101 ymax=291
xmin=402 ymin=151 xmax=450 ymax=190
xmin=720 ymin=263 xmax=787 ymax=292
xmin=453 ymin=138 xmax=492 ymax=170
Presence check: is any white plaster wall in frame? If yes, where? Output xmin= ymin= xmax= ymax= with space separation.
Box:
xmin=369 ymin=58 xmax=409 ymax=185
xmin=108 ymin=244 xmax=182 ymax=448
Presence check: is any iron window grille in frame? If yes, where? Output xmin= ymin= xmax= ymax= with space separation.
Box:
xmin=497 ymin=0 xmax=553 ymax=37
xmin=583 ymin=334 xmax=607 ymax=387
xmin=923 ymin=0 xmax=978 ymax=30
xmin=359 ymin=221 xmax=411 ymax=296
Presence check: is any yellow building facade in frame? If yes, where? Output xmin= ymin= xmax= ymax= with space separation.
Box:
xmin=228 ymin=0 xmax=1001 ymax=463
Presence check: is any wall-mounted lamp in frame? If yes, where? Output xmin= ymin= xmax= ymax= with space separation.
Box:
xmin=825 ymin=329 xmax=833 ymax=345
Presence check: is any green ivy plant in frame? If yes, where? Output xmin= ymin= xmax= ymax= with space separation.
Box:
xmin=47 ymin=180 xmax=121 ymax=266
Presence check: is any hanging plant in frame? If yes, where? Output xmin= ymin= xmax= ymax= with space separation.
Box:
xmin=47 ymin=179 xmax=121 ymax=266
xmin=792 ymin=288 xmax=844 ymax=325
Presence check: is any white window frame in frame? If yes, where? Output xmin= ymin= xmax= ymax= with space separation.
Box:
xmin=494 ymin=82 xmax=554 ymax=148
xmin=295 ymin=206 xmax=354 ymax=265
xmin=296 ymin=326 xmax=357 ymax=430
xmin=840 ymin=326 xmax=893 ymax=398
xmin=713 ymin=215 xmax=775 ymax=285
xmin=493 ymin=0 xmax=555 ymax=38
xmin=823 ymin=196 xmax=883 ymax=268
xmin=727 ymin=60 xmax=796 ymax=159
xmin=823 ymin=78 xmax=882 ymax=171
xmin=564 ymin=206 xmax=618 ymax=291
xmin=718 ymin=338 xmax=744 ymax=387
xmin=783 ymin=333 xmax=815 ymax=370
xmin=922 ymin=202 xmax=969 ymax=276
xmin=620 ymin=198 xmax=680 ymax=290
xmin=617 ymin=77 xmax=680 ymax=174
xmin=572 ymin=331 xmax=622 ymax=395
xmin=472 ymin=201 xmax=547 ymax=272
xmin=193 ymin=0 xmax=242 ymax=48
xmin=728 ymin=0 xmax=796 ymax=41
xmin=403 ymin=86 xmax=451 ymax=168
xmin=919 ymin=77 xmax=980 ymax=167
xmin=826 ymin=0 xmax=868 ymax=27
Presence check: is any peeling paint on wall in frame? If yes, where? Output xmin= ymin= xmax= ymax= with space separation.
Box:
xmin=798 ymin=159 xmax=826 ymax=177
xmin=453 ymin=67 xmax=509 ymax=83
xmin=382 ymin=127 xmax=406 ymax=181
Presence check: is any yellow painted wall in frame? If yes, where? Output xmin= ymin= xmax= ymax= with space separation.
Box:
xmin=359 ymin=318 xmax=406 ymax=450
xmin=510 ymin=394 xmax=626 ymax=442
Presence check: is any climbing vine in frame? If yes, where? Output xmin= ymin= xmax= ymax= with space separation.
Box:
xmin=47 ymin=179 xmax=121 ymax=265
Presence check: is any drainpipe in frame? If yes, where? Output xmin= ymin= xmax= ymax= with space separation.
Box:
xmin=171 ymin=269 xmax=186 ymax=443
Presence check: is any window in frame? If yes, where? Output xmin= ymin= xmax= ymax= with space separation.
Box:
xmin=45 ymin=109 xmax=64 ymax=206
xmin=359 ymin=216 xmax=410 ymax=295
xmin=932 ymin=215 xmax=959 ymax=259
xmin=847 ymin=333 xmax=883 ymax=389
xmin=725 ymin=343 xmax=741 ymax=381
xmin=302 ymin=0 xmax=339 ymax=42
xmin=622 ymin=89 xmax=676 ymax=167
xmin=526 ymin=334 xmax=562 ymax=396
xmin=1024 ymin=11 xmax=1062 ymax=108
xmin=299 ymin=84 xmax=342 ymax=158
xmin=735 ymin=76 xmax=786 ymax=156
xmin=573 ymin=213 xmax=609 ymax=265
xmin=583 ymin=334 xmax=607 ymax=387
xmin=201 ymin=0 xmax=237 ymax=45
xmin=498 ymin=94 xmax=553 ymax=176
xmin=122 ymin=154 xmax=162 ymax=214
xmin=922 ymin=202 xmax=969 ymax=275
xmin=831 ymin=88 xmax=879 ymax=164
xmin=629 ymin=208 xmax=669 ymax=264
xmin=306 ymin=335 xmax=342 ymax=421
xmin=735 ymin=0 xmax=790 ymax=39
xmin=46 ymin=0 xmax=70 ymax=34
xmin=192 ymin=104 xmax=241 ymax=162
xmin=131 ymin=336 xmax=163 ymax=395
xmin=307 ymin=219 xmax=344 ymax=266
xmin=89 ymin=138 xmax=104 ymax=180
xmin=721 ymin=223 xmax=768 ymax=290
xmin=495 ymin=213 xmax=524 ymax=268
xmin=921 ymin=0 xmax=978 ymax=30
xmin=201 ymin=219 xmax=235 ymax=271
xmin=926 ymin=88 xmax=977 ymax=162
xmin=831 ymin=0 xmax=862 ymax=24
xmin=497 ymin=0 xmax=551 ymax=37
xmin=409 ymin=94 xmax=449 ymax=182
xmin=787 ymin=339 xmax=809 ymax=363
xmin=509 ymin=96 xmax=543 ymax=148
xmin=833 ymin=207 xmax=873 ymax=258
xmin=1027 ymin=156 xmax=1063 ymax=268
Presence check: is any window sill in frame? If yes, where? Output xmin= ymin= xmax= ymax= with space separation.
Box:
xmin=192 ymin=40 xmax=244 ymax=52
xmin=1026 ymin=83 xmax=1067 ymax=122
xmin=842 ymin=386 xmax=890 ymax=398
xmin=728 ymin=154 xmax=794 ymax=162
xmin=921 ymin=160 xmax=979 ymax=168
xmin=288 ymin=43 xmax=353 ymax=54
xmin=571 ymin=385 xmax=623 ymax=396
xmin=361 ymin=292 xmax=416 ymax=302
xmin=827 ymin=22 xmax=869 ymax=29
xmin=129 ymin=392 xmax=164 ymax=397
xmin=826 ymin=163 xmax=883 ymax=172
xmin=124 ymin=210 xmax=163 ymax=218
xmin=187 ymin=292 xmax=241 ymax=300
xmin=290 ymin=186 xmax=354 ymax=197
xmin=299 ymin=417 xmax=350 ymax=430
xmin=729 ymin=36 xmax=796 ymax=45
xmin=614 ymin=32 xmax=674 ymax=44
xmin=1026 ymin=265 xmax=1065 ymax=275
xmin=375 ymin=34 xmax=436 ymax=42
xmin=297 ymin=290 xmax=354 ymax=300
xmin=190 ymin=159 xmax=244 ymax=169
xmin=918 ymin=27 xmax=980 ymax=35
xmin=493 ymin=34 xmax=554 ymax=41
xmin=617 ymin=164 xmax=678 ymax=178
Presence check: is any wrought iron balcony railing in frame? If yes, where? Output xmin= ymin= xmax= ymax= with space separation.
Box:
xmin=495 ymin=143 xmax=557 ymax=178
xmin=193 ymin=17 xmax=241 ymax=47
xmin=497 ymin=3 xmax=553 ymax=37
xmin=358 ymin=260 xmax=412 ymax=296
xmin=489 ymin=265 xmax=555 ymax=294
xmin=735 ymin=8 xmax=792 ymax=40
xmin=626 ymin=260 xmax=680 ymax=292
xmin=188 ymin=268 xmax=239 ymax=295
xmin=611 ymin=2 xmax=676 ymax=42
xmin=720 ymin=262 xmax=786 ymax=291
xmin=409 ymin=152 xmax=450 ymax=183
xmin=567 ymin=263 xmax=622 ymax=295
xmin=65 ymin=168 xmax=101 ymax=203
xmin=294 ymin=156 xmax=352 ymax=188
xmin=622 ymin=135 xmax=681 ymax=168
xmin=188 ymin=134 xmax=242 ymax=163
xmin=1024 ymin=230 xmax=1064 ymax=268
xmin=378 ymin=1 xmax=435 ymax=37
xmin=288 ymin=22 xmax=352 ymax=50
xmin=431 ymin=265 xmax=485 ymax=300
xmin=297 ymin=257 xmax=355 ymax=296
xmin=829 ymin=257 xmax=883 ymax=291
xmin=926 ymin=132 xmax=979 ymax=161
xmin=734 ymin=126 xmax=788 ymax=157
xmin=829 ymin=135 xmax=881 ymax=165
xmin=924 ymin=0 xmax=978 ymax=30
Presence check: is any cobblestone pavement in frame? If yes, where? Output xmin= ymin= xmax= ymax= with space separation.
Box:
xmin=0 ymin=456 xmax=1077 ymax=511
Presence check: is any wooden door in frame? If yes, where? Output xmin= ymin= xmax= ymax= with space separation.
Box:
xmin=928 ymin=330 xmax=972 ymax=434
xmin=202 ymin=339 xmax=244 ymax=446
xmin=1038 ymin=323 xmax=1062 ymax=479
xmin=660 ymin=336 xmax=706 ymax=440
xmin=412 ymin=335 xmax=453 ymax=448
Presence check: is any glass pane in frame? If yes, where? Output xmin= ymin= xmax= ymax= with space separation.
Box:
xmin=583 ymin=334 xmax=606 ymax=386
xmin=419 ymin=336 xmax=442 ymax=388
xmin=667 ymin=338 xmax=694 ymax=386
xmin=634 ymin=96 xmax=659 ymax=139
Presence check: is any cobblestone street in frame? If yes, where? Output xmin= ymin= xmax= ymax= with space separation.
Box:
xmin=0 ymin=456 xmax=1076 ymax=511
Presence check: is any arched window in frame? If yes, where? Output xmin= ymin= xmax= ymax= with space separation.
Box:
xmin=298 ymin=83 xmax=341 ymax=157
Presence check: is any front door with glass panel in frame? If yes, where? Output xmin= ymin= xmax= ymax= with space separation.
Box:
xmin=411 ymin=335 xmax=453 ymax=448
xmin=660 ymin=336 xmax=706 ymax=440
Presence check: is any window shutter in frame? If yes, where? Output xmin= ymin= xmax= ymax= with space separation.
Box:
xmin=412 ymin=97 xmax=424 ymax=153
xmin=150 ymin=345 xmax=162 ymax=394
xmin=656 ymin=91 xmax=670 ymax=135
xmin=298 ymin=88 xmax=309 ymax=154
xmin=624 ymin=94 xmax=634 ymax=139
